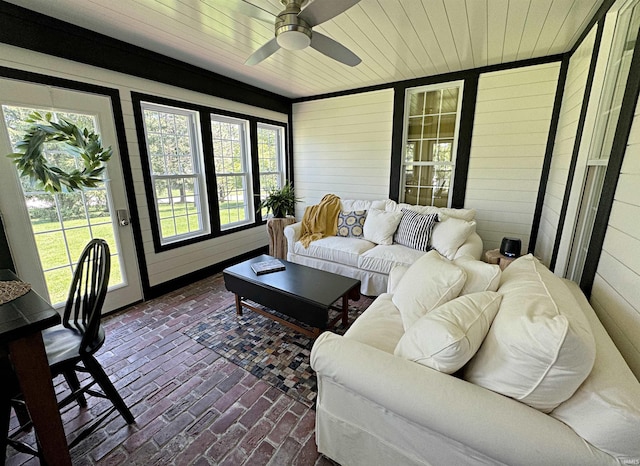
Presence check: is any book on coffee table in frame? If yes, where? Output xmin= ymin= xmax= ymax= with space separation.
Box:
xmin=251 ymin=259 xmax=285 ymax=275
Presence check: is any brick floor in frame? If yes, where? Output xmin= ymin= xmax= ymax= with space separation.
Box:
xmin=5 ymin=272 xmax=372 ymax=465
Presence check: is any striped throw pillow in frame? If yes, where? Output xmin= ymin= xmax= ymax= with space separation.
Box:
xmin=393 ymin=209 xmax=439 ymax=251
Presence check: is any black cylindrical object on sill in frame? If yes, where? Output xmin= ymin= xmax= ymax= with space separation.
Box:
xmin=500 ymin=237 xmax=522 ymax=258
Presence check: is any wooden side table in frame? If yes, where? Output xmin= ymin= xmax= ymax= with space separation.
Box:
xmin=267 ymin=217 xmax=296 ymax=260
xmin=484 ymin=249 xmax=519 ymax=270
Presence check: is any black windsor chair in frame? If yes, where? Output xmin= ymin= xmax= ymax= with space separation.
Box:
xmin=5 ymin=239 xmax=135 ymax=458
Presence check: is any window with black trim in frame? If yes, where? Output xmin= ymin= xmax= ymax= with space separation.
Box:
xmin=140 ymin=102 xmax=210 ymax=245
xmin=133 ymin=93 xmax=288 ymax=251
xmin=210 ymin=114 xmax=254 ymax=229
xmin=257 ymin=122 xmax=286 ymax=217
xmin=400 ymin=82 xmax=464 ymax=207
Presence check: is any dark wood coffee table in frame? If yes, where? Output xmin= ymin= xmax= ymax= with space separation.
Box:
xmin=222 ymin=255 xmax=361 ymax=338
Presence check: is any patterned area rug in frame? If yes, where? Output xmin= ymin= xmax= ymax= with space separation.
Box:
xmin=183 ymin=298 xmax=372 ymax=407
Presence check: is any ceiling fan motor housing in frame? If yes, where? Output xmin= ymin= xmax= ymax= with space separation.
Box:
xmin=245 ymin=0 xmax=361 ymax=66
xmin=275 ymin=1 xmax=312 ymax=50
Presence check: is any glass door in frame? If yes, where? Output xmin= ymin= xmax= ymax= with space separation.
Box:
xmin=0 ymin=79 xmax=142 ymax=312
xmin=566 ymin=0 xmax=640 ymax=281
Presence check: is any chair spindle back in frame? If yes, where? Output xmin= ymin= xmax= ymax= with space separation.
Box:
xmin=63 ymin=239 xmax=110 ymax=353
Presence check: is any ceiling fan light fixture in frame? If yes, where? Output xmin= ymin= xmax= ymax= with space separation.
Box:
xmin=246 ymin=0 xmax=361 ymax=65
xmin=277 ymin=29 xmax=311 ymax=50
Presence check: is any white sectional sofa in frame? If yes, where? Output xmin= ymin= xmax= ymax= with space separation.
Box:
xmin=311 ymin=254 xmax=640 ymax=466
xmin=285 ymin=199 xmax=483 ymax=295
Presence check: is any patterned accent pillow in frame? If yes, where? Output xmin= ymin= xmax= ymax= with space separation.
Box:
xmin=336 ymin=210 xmax=367 ymax=238
xmin=393 ymin=209 xmax=439 ymax=251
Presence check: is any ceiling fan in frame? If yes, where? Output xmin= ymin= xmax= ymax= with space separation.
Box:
xmin=242 ymin=0 xmax=362 ymax=67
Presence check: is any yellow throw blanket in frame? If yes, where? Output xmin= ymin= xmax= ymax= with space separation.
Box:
xmin=299 ymin=194 xmax=342 ymax=248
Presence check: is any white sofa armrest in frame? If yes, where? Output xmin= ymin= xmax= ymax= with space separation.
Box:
xmin=454 ymin=231 xmax=483 ymax=260
xmin=311 ymin=332 xmax=614 ymax=466
xmin=284 ymin=222 xmax=302 ymax=255
xmin=387 ymin=265 xmax=408 ymax=293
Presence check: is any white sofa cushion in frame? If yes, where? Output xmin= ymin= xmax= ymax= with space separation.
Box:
xmin=341 ymin=199 xmax=397 ymax=212
xmin=453 ymin=255 xmax=501 ymax=295
xmin=358 ymin=244 xmax=426 ymax=275
xmin=464 ymin=255 xmax=596 ymax=412
xmin=363 ymin=208 xmax=403 ymax=245
xmin=438 ymin=207 xmax=476 ymax=222
xmin=343 ymin=293 xmax=405 ymax=354
xmin=395 ymin=291 xmax=502 ymax=374
xmin=396 ymin=203 xmax=476 ymax=222
xmin=340 ymin=199 xmax=371 ymax=211
xmin=431 ymin=217 xmax=477 ymax=260
xmin=293 ymin=236 xmax=376 ymax=267
xmin=550 ymin=280 xmax=640 ymax=462
xmin=392 ymin=250 xmax=466 ymax=330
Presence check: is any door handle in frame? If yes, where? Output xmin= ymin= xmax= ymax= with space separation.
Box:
xmin=116 ymin=209 xmax=130 ymax=227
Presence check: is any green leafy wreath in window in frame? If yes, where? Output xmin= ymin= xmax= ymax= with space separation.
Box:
xmin=6 ymin=111 xmax=112 ymax=193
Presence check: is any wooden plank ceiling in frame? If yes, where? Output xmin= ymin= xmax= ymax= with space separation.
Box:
xmin=7 ymin=0 xmax=604 ymax=99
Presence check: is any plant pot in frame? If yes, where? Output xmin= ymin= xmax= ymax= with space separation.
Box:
xmin=272 ymin=208 xmax=285 ymax=218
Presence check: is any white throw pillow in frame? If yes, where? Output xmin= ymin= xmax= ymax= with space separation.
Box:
xmin=464 ymin=254 xmax=596 ymax=412
xmin=438 ymin=207 xmax=476 ymax=222
xmin=392 ymin=250 xmax=467 ymax=330
xmin=363 ymin=208 xmax=402 ymax=245
xmin=430 ymin=217 xmax=476 ymax=259
xmin=395 ymin=291 xmax=502 ymax=374
xmin=341 ymin=199 xmax=398 ymax=213
xmin=453 ymin=255 xmax=501 ymax=295
xmin=395 ymin=204 xmax=476 ymax=222
xmin=371 ymin=199 xmax=398 ymax=211
xmin=340 ymin=199 xmax=372 ymax=212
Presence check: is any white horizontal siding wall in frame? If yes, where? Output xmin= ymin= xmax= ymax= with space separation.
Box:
xmin=292 ymin=90 xmax=393 ymax=216
xmin=590 ymin=98 xmax=640 ymax=379
xmin=0 ymin=44 xmax=286 ymax=288
xmin=466 ymin=63 xmax=561 ymax=253
xmin=536 ymin=27 xmax=597 ymax=268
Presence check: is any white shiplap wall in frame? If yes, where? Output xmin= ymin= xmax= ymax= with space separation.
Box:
xmin=536 ymin=27 xmax=597 ymax=268
xmin=292 ymin=90 xmax=394 ymax=217
xmin=465 ymin=62 xmax=561 ymax=253
xmin=590 ymin=98 xmax=640 ymax=379
xmin=0 ymin=43 xmax=287 ymax=288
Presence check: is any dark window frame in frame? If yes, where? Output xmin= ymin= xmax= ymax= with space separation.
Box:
xmin=390 ymin=75 xmax=477 ymax=207
xmin=139 ymin=101 xmax=212 ymax=245
xmin=131 ymin=92 xmax=289 ymax=253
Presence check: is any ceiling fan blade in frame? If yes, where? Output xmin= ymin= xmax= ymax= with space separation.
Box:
xmin=310 ymin=32 xmax=361 ymax=66
xmin=245 ymin=38 xmax=281 ymax=65
xmin=217 ymin=0 xmax=276 ymax=23
xmin=298 ymin=0 xmax=360 ymax=27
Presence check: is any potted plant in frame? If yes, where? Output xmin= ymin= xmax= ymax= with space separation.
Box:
xmin=259 ymin=181 xmax=301 ymax=218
